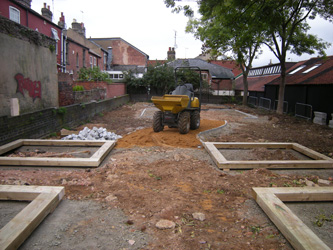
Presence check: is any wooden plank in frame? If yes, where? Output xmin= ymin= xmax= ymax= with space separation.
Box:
xmin=252 ymin=187 xmax=332 ymax=250
xmin=90 ymin=141 xmax=116 ymax=161
xmin=0 ymin=185 xmax=65 ymax=201
xmin=0 ymin=157 xmax=97 ymax=167
xmin=203 ymin=142 xmax=227 ymax=163
xmin=0 ymin=140 xmax=23 ymax=156
xmin=203 ymin=142 xmax=333 ymax=170
xmin=217 ymin=160 xmax=333 ymax=169
xmin=292 ymin=143 xmax=333 ymax=161
xmin=212 ymin=142 xmax=294 ymax=149
xmin=0 ymin=185 xmax=64 ymax=250
xmin=0 ymin=139 xmax=115 ymax=167
xmin=254 ymin=187 xmax=333 ymax=202
xmin=22 ymin=139 xmax=105 ymax=147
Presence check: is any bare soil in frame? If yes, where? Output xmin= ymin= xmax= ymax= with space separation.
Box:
xmin=1 ymin=102 xmax=333 ymax=250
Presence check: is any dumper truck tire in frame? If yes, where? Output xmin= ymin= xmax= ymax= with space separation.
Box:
xmin=190 ymin=110 xmax=200 ymax=130
xmin=153 ymin=111 xmax=164 ymax=132
xmin=178 ymin=111 xmax=190 ymax=134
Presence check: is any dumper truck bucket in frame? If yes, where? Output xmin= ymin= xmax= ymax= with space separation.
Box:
xmin=151 ymin=95 xmax=190 ymax=113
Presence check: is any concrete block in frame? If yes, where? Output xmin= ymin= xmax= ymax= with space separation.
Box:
xmin=329 ymin=113 xmax=333 ymax=128
xmin=10 ymin=98 xmax=20 ymax=116
xmin=313 ymin=111 xmax=327 ymax=125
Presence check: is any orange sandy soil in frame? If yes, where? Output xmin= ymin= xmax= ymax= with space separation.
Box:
xmin=116 ymin=119 xmax=225 ymax=148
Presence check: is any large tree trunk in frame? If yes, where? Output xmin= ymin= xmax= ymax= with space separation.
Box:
xmin=277 ymin=61 xmax=286 ymax=114
xmin=242 ymin=74 xmax=248 ymax=105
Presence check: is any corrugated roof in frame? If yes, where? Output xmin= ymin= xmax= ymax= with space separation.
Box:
xmin=267 ymin=56 xmax=333 ymax=86
xmin=167 ymin=59 xmax=234 ymax=79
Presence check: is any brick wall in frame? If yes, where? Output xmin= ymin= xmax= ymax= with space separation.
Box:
xmin=58 ymin=72 xmax=74 ymax=106
xmin=106 ymin=83 xmax=126 ymax=98
xmin=0 ymin=95 xmax=130 ymax=146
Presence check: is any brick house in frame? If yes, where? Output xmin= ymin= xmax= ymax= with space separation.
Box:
xmin=63 ymin=20 xmax=107 ymax=80
xmin=0 ymin=0 xmax=63 ymax=71
xmin=89 ymin=37 xmax=149 ymax=79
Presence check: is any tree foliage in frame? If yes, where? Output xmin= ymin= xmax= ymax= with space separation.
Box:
xmin=125 ymin=63 xmax=208 ymax=95
xmin=78 ymin=67 xmax=111 ymax=83
xmin=165 ymin=0 xmax=333 ymax=113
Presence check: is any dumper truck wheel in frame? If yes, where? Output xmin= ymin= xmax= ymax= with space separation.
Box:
xmin=190 ymin=110 xmax=200 ymax=130
xmin=178 ymin=111 xmax=190 ymax=134
xmin=153 ymin=111 xmax=164 ymax=132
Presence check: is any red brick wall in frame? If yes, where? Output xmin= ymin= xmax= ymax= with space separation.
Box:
xmin=58 ymin=72 xmax=74 ymax=106
xmin=0 ymin=0 xmax=62 ymax=69
xmin=211 ymin=79 xmax=233 ymax=90
xmin=73 ymin=82 xmax=126 ymax=98
xmin=106 ymin=83 xmax=126 ymax=98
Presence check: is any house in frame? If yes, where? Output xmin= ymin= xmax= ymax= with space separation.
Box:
xmin=167 ymin=58 xmax=235 ymax=95
xmin=89 ymin=37 xmax=149 ymax=79
xmin=265 ymin=56 xmax=333 ymax=118
xmin=63 ymin=19 xmax=107 ymax=79
xmin=0 ymin=0 xmax=63 ymax=71
xmin=235 ymin=56 xmax=333 ymax=119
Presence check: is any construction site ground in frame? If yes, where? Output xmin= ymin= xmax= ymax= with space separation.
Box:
xmin=1 ymin=102 xmax=333 ymax=250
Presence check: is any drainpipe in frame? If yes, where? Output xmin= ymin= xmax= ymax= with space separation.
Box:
xmin=107 ymin=47 xmax=112 ymax=71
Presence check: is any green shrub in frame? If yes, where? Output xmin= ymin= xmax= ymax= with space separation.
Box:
xmin=73 ymin=85 xmax=85 ymax=91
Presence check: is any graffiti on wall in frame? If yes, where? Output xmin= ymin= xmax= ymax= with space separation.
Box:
xmin=15 ymin=74 xmax=41 ymax=101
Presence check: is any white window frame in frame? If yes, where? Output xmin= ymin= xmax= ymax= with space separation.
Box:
xmin=302 ymin=64 xmax=321 ymax=73
xmin=289 ymin=65 xmax=306 ymax=74
xmin=94 ymin=57 xmax=97 ymax=66
xmin=9 ymin=6 xmax=20 ymax=24
xmin=90 ymin=56 xmax=93 ymax=68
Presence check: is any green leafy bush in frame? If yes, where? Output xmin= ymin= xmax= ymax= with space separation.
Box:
xmin=78 ymin=67 xmax=112 ymax=83
xmin=73 ymin=85 xmax=85 ymax=91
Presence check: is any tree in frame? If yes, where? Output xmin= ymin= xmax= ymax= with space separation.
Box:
xmin=186 ymin=1 xmax=264 ymax=105
xmin=165 ymin=0 xmax=332 ymax=113
xmin=256 ymin=0 xmax=331 ymax=113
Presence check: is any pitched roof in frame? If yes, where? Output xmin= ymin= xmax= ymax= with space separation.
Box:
xmin=235 ymin=62 xmax=296 ymax=92
xmin=167 ymin=59 xmax=235 ymax=79
xmin=209 ymin=60 xmax=243 ymax=77
xmin=88 ymin=37 xmax=149 ymax=58
xmin=235 ymin=74 xmax=281 ymax=92
xmin=267 ymin=56 xmax=333 ymax=86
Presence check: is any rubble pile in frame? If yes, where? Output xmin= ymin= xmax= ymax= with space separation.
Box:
xmin=62 ymin=127 xmax=122 ymax=141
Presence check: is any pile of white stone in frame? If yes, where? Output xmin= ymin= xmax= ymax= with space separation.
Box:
xmin=62 ymin=127 xmax=122 ymax=141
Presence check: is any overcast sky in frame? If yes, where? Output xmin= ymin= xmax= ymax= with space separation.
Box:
xmin=31 ymin=0 xmax=333 ymax=67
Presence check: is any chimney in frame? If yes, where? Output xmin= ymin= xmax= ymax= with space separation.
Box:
xmin=71 ymin=19 xmax=86 ymax=37
xmin=58 ymin=12 xmax=65 ymax=29
xmin=15 ymin=0 xmax=32 ymax=8
xmin=41 ymin=3 xmax=53 ymax=21
xmin=167 ymin=47 xmax=176 ymax=61
xmin=107 ymin=47 xmax=113 ymax=71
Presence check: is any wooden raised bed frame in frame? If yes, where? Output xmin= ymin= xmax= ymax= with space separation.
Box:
xmin=252 ymin=187 xmax=332 ymax=250
xmin=0 ymin=185 xmax=65 ymax=249
xmin=203 ymin=142 xmax=333 ymax=171
xmin=0 ymin=139 xmax=116 ymax=167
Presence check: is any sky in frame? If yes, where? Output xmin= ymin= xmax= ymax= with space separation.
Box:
xmin=31 ymin=0 xmax=333 ymax=67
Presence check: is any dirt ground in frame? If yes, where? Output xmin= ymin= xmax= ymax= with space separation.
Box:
xmin=1 ymin=102 xmax=333 ymax=250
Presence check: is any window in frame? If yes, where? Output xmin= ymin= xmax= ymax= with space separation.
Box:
xmin=51 ymin=28 xmax=59 ymax=55
xmin=119 ymin=74 xmax=124 ymax=79
xmin=289 ymin=65 xmax=306 ymax=74
xmin=83 ymin=49 xmax=86 ymax=67
xmin=76 ymin=53 xmax=79 ymax=68
xmin=9 ymin=6 xmax=20 ymax=24
xmin=94 ymin=57 xmax=97 ymax=66
xmin=90 ymin=56 xmax=93 ymax=68
xmin=202 ymin=73 xmax=208 ymax=80
xmin=302 ymin=64 xmax=321 ymax=73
